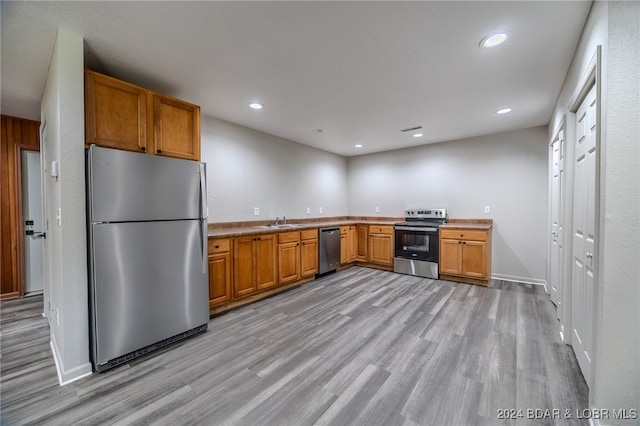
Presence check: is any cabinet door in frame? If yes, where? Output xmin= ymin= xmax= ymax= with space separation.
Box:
xmin=356 ymin=225 xmax=368 ymax=261
xmin=369 ymin=234 xmax=393 ymax=266
xmin=153 ymin=95 xmax=200 ymax=161
xmin=461 ymin=241 xmax=487 ymax=279
xmin=279 ymin=241 xmax=300 ymax=284
xmin=208 ymin=252 xmax=232 ymax=307
xmin=85 ymin=70 xmax=148 ymax=153
xmin=439 ymin=239 xmax=462 ymax=275
xmin=255 ymin=235 xmax=277 ymax=290
xmin=340 ymin=233 xmax=349 ymax=264
xmin=234 ymin=236 xmax=256 ymax=297
xmin=348 ymin=226 xmax=357 ymax=262
xmin=301 ymin=239 xmax=318 ymax=277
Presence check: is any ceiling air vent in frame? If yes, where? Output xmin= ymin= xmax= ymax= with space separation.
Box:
xmin=400 ymin=125 xmax=422 ymax=133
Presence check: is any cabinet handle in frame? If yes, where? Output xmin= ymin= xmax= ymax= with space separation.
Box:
xmin=157 ymin=149 xmax=162 ymax=154
xmin=215 ymin=245 xmax=219 ymax=249
xmin=141 ymin=147 xmax=146 ymax=152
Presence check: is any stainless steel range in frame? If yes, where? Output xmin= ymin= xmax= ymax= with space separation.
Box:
xmin=394 ymin=208 xmax=447 ymax=279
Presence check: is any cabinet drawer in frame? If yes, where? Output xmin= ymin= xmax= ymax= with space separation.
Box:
xmin=278 ymin=231 xmax=300 ymax=244
xmin=440 ymin=228 xmax=487 ymax=242
xmin=208 ymin=238 xmax=231 ymax=254
xmin=301 ymin=229 xmax=317 ymax=241
xmin=369 ymin=225 xmax=394 ymax=235
xmin=340 ymin=226 xmax=349 ymax=235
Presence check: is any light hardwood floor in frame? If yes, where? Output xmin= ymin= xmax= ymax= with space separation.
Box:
xmin=1 ymin=267 xmax=588 ymax=425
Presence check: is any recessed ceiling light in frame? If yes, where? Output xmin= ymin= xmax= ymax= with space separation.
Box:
xmin=249 ymin=102 xmax=263 ymax=110
xmin=496 ymin=108 xmax=512 ymax=114
xmin=355 ymin=144 xmax=363 ymax=148
xmin=480 ymin=32 xmax=508 ymax=48
xmin=413 ymin=133 xmax=423 ymax=138
xmin=315 ymin=128 xmax=326 ymax=133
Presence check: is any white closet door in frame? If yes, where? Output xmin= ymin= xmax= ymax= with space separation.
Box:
xmin=572 ymin=84 xmax=597 ymax=386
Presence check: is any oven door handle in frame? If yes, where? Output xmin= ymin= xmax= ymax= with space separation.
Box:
xmin=395 ymin=226 xmax=438 ymax=232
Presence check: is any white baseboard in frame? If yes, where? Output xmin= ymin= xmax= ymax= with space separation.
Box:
xmin=50 ymin=336 xmax=93 ymax=386
xmin=491 ymin=273 xmax=548 ymax=292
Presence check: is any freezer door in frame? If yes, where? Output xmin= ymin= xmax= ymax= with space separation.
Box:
xmin=88 ymin=145 xmax=204 ymax=222
xmin=89 ymin=220 xmax=209 ymax=366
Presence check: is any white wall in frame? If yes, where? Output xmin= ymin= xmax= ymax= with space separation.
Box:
xmin=549 ymin=1 xmax=639 ymax=420
xmin=200 ymin=116 xmax=348 ymax=223
xmin=347 ymin=127 xmax=548 ymax=284
xmin=597 ymin=1 xmax=639 ymax=420
xmin=40 ymin=29 xmax=91 ymax=385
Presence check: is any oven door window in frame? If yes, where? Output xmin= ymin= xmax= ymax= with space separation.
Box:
xmin=395 ymin=229 xmax=438 ymax=262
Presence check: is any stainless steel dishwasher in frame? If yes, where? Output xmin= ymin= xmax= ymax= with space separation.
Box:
xmin=319 ymin=227 xmax=341 ymax=274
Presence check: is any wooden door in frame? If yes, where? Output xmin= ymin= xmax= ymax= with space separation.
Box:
xmin=234 ymin=236 xmax=256 ymax=297
xmin=300 ymin=238 xmax=318 ymax=277
xmin=255 ymin=234 xmax=277 ymax=290
xmin=340 ymin=226 xmax=349 ymax=264
xmin=439 ymin=239 xmax=462 ymax=275
xmin=348 ymin=226 xmax=357 ymax=262
xmin=153 ymin=95 xmax=200 ymax=161
xmin=369 ymin=234 xmax=393 ymax=266
xmin=572 ymin=84 xmax=597 ymax=386
xmin=208 ymin=252 xmax=231 ymax=307
xmin=278 ymin=241 xmax=300 ymax=284
xmin=85 ymin=70 xmax=148 ymax=153
xmin=355 ymin=225 xmax=368 ymax=261
xmin=461 ymin=241 xmax=487 ymax=279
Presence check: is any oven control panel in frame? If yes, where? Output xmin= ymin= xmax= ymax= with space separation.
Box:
xmin=404 ymin=208 xmax=447 ymax=220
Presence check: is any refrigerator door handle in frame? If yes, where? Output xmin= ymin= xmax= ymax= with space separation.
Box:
xmin=201 ymin=219 xmax=208 ymax=274
xmin=199 ymin=163 xmax=207 ymax=220
xmin=199 ymin=162 xmax=208 ymax=274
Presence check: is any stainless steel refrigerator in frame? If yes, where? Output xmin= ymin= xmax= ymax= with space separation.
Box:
xmin=87 ymin=145 xmax=209 ymax=372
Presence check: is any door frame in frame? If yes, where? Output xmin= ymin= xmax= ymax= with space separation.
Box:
xmin=14 ymin=144 xmax=41 ymax=297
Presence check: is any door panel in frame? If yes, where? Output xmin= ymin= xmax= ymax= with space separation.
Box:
xmin=90 ymin=220 xmax=208 ymax=366
xmin=571 ymin=84 xmax=597 ymax=386
xmin=88 ymin=145 xmax=202 ymax=222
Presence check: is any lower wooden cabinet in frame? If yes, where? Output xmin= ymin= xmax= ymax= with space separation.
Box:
xmin=368 ymin=225 xmax=394 ymax=266
xmin=234 ymin=234 xmax=277 ymax=297
xmin=278 ymin=231 xmax=301 ymax=285
xmin=439 ymin=227 xmax=491 ymax=286
xmin=300 ymin=229 xmax=319 ymax=277
xmin=355 ymin=225 xmax=368 ymax=261
xmin=340 ymin=226 xmax=356 ymax=265
xmin=208 ymin=239 xmax=232 ymax=308
xmin=278 ymin=229 xmax=318 ymax=283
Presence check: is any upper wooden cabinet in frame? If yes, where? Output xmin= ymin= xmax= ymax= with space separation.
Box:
xmin=85 ymin=70 xmax=201 ymax=161
xmin=152 ymin=94 xmax=200 ymax=160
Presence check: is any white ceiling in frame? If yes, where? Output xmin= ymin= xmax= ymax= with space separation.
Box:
xmin=1 ymin=1 xmax=592 ymax=156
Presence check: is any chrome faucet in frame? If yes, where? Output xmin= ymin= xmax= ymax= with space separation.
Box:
xmin=274 ymin=217 xmax=280 ymax=226
xmin=283 ymin=216 xmax=287 ymax=225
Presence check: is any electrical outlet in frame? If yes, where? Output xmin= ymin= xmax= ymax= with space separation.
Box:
xmin=484 ymin=206 xmax=491 ymax=214
xmin=306 ymin=207 xmax=311 ymax=215
xmin=375 ymin=206 xmax=380 ymax=213
xmin=254 ymin=207 xmax=260 ymax=216
xmin=319 ymin=207 xmax=323 ymax=214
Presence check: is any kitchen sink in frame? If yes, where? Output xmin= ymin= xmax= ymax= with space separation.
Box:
xmin=254 ymin=223 xmax=305 ymax=229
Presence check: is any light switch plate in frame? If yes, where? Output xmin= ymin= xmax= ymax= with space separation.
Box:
xmin=484 ymin=206 xmax=491 ymax=214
